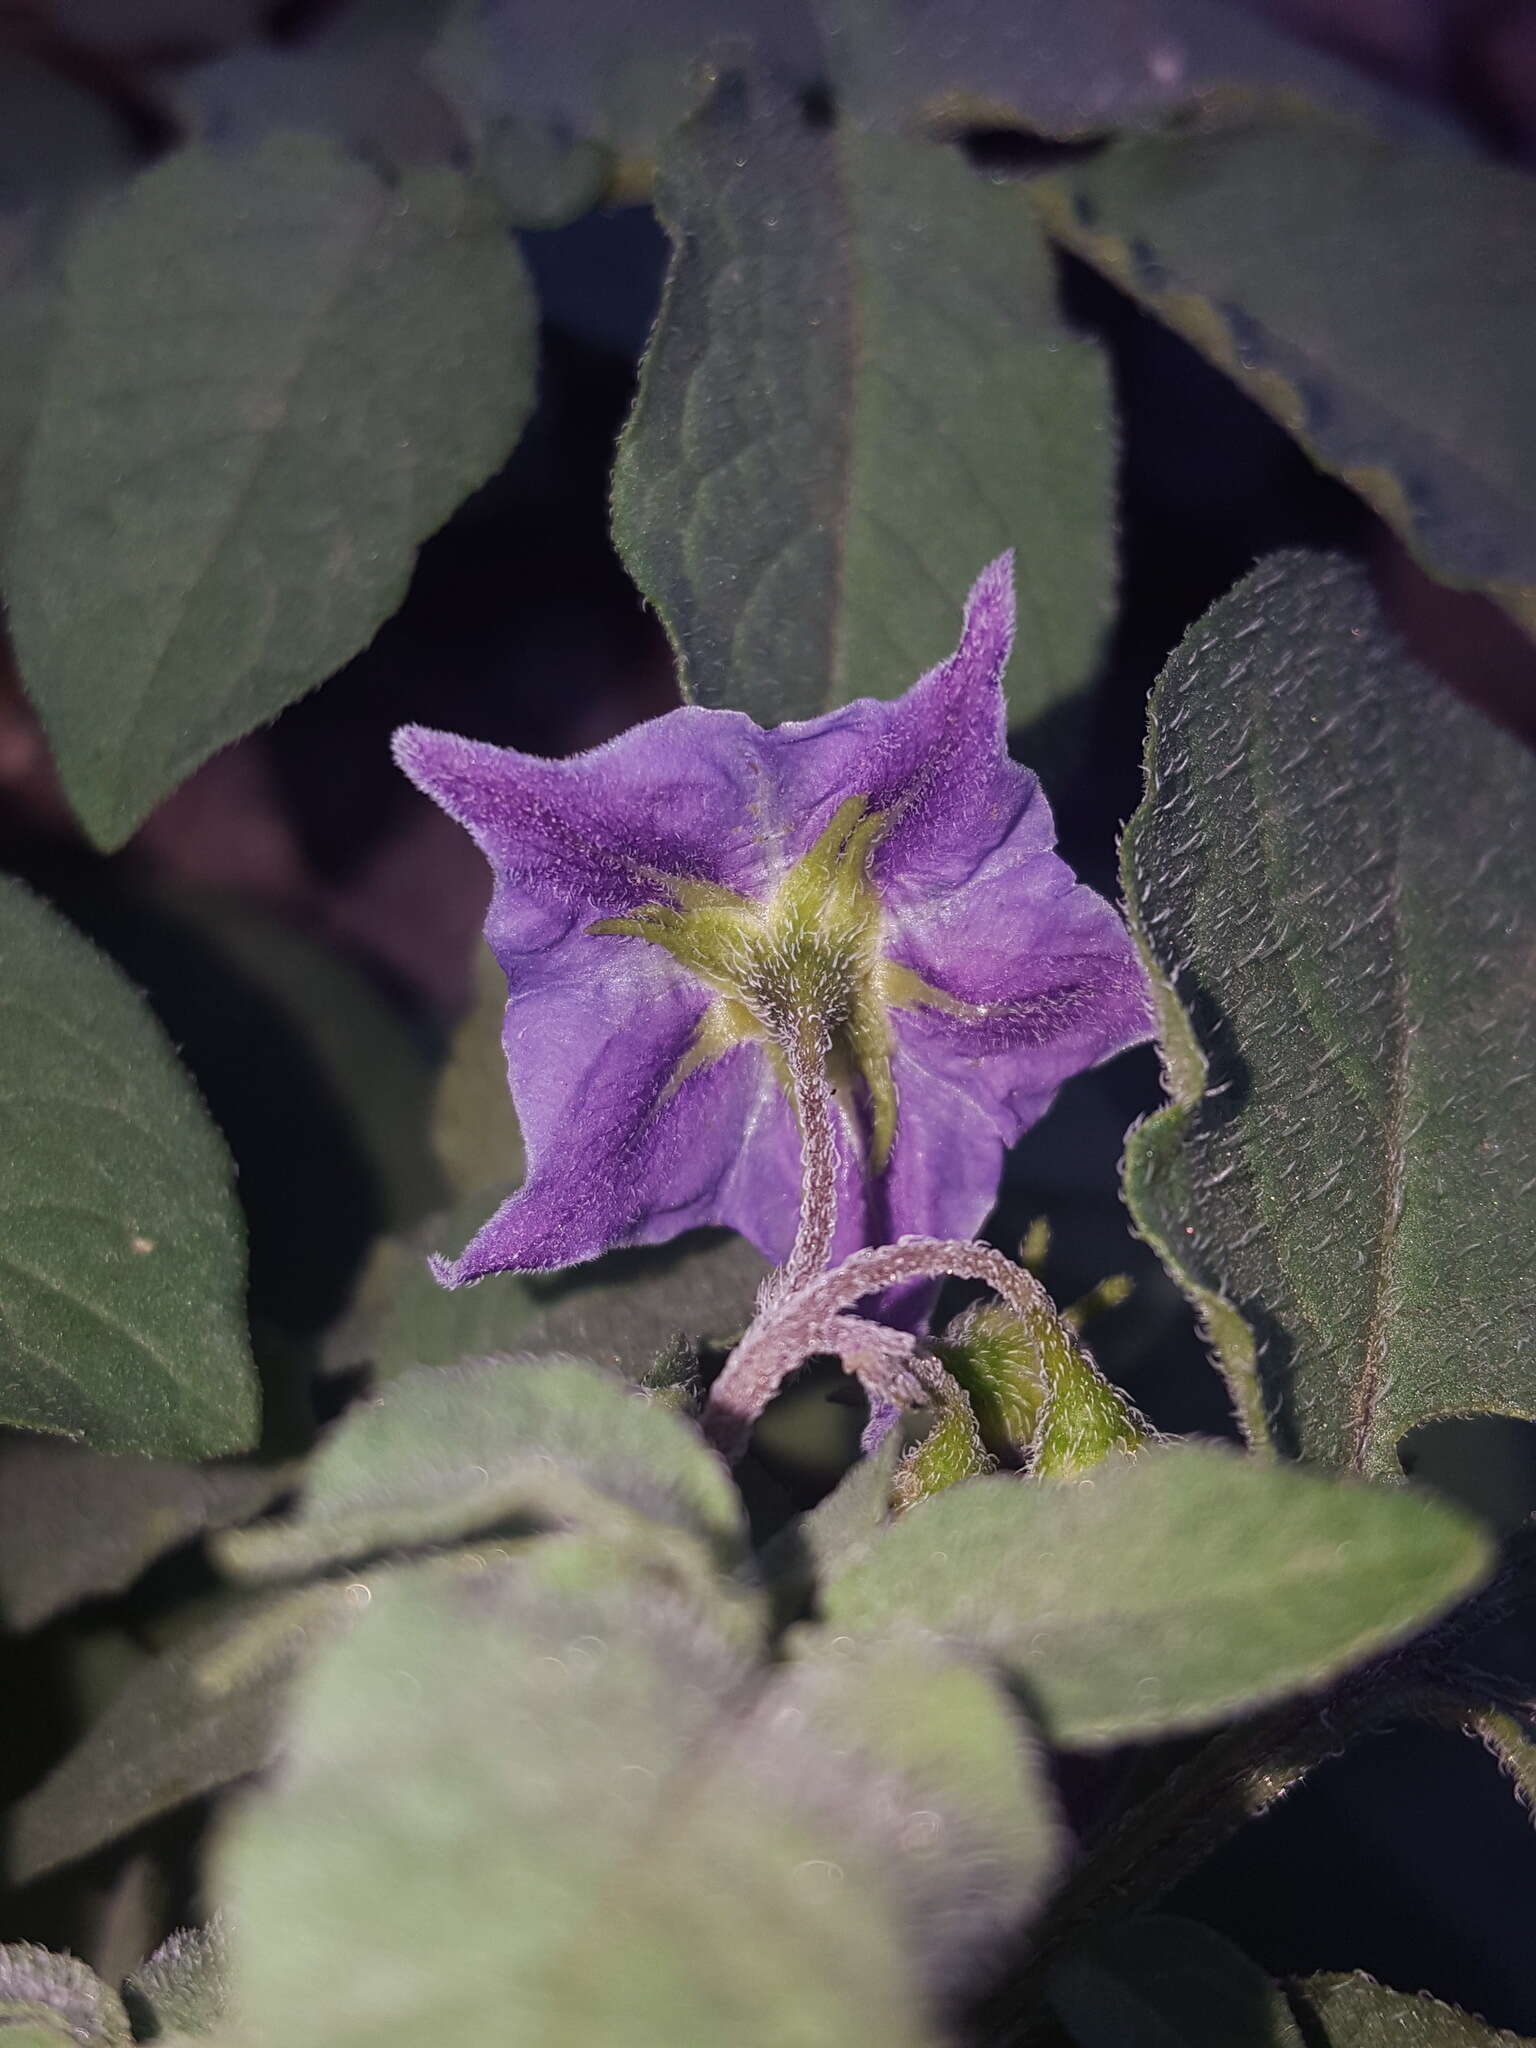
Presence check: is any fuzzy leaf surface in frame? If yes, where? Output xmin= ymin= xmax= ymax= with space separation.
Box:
xmin=613 ymin=78 xmax=1113 ymax=724
xmin=6 ymin=134 xmax=535 ymax=847
xmin=1034 ymin=123 xmax=1536 ymax=635
xmin=0 ymin=880 xmax=258 ymax=1457
xmin=819 ymin=1443 xmax=1492 ymax=1744
xmin=216 ymin=1355 xmax=746 ymax=1584
xmin=216 ymin=1545 xmax=1058 ymax=2044
xmin=1122 ymin=552 xmax=1536 ymax=1470
xmin=1287 ymin=1976 xmax=1536 ymax=2046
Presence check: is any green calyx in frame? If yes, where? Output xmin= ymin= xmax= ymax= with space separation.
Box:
xmin=934 ymin=1299 xmax=1146 ymax=1480
xmin=589 ymin=797 xmax=908 ymax=1162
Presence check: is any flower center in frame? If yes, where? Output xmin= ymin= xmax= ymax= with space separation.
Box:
xmin=588 ymin=797 xmax=906 ymax=1165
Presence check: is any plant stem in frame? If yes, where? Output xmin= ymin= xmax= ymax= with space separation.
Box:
xmin=705 ymin=1234 xmax=1073 ymax=1459
xmin=777 ymin=1020 xmax=842 ymax=1297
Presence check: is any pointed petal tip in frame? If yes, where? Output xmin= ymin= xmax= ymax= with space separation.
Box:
xmin=967 ymin=551 xmax=1016 ymax=633
xmin=427 ymin=1249 xmax=465 ymax=1290
xmin=391 ymin=722 xmax=450 ymax=796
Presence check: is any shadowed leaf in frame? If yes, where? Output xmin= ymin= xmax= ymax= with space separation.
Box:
xmin=0 ymin=880 xmax=258 ymax=1458
xmin=1034 ymin=122 xmax=1536 ymax=636
xmin=5 ymin=134 xmax=536 ymax=848
xmin=1122 ymin=552 xmax=1536 ymax=1470
xmin=613 ymin=77 xmax=1113 ymax=724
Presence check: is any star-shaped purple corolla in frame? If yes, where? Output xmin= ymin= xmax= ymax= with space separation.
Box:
xmin=393 ymin=556 xmax=1151 ymax=1287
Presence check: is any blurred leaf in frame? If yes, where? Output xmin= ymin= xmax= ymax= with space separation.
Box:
xmin=432 ymin=0 xmax=820 ymax=181
xmin=10 ymin=1584 xmax=349 ymax=1882
xmin=612 ymin=78 xmax=1114 ymax=724
xmin=0 ymin=1945 xmax=131 ymax=2047
xmin=1286 ymin=1976 xmax=1535 ymax=2045
xmin=1033 ymin=120 xmax=1536 ymax=637
xmin=217 ymin=1543 xmax=1057 ymax=2044
xmin=430 ymin=945 xmax=522 ymax=1200
xmin=178 ymin=0 xmax=463 ymax=171
xmin=216 ymin=1354 xmax=746 ymax=1585
xmin=328 ymin=1204 xmax=766 ymax=1382
xmin=815 ymin=0 xmax=1464 ymax=142
xmin=1049 ymin=1916 xmax=1305 ymax=2047
xmin=819 ymin=1443 xmax=1492 ymax=1745
xmin=0 ymin=880 xmax=258 ymax=1457
xmin=5 ymin=133 xmax=536 ymax=849
xmin=124 ymin=1922 xmax=229 ymax=2040
xmin=0 ymin=1435 xmax=291 ymax=1631
xmin=1122 ymin=552 xmax=1536 ymax=1471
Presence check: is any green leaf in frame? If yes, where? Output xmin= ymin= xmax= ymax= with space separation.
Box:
xmin=10 ymin=1584 xmax=350 ymax=1881
xmin=0 ymin=1946 xmax=131 ymax=2047
xmin=815 ymin=0 xmax=1462 ymax=142
xmin=1464 ymin=1705 xmax=1536 ymax=1825
xmin=1286 ymin=1976 xmax=1535 ymax=2046
xmin=818 ymin=1442 xmax=1492 ymax=1745
xmin=0 ymin=880 xmax=258 ymax=1457
xmin=6 ymin=133 xmax=536 ymax=849
xmin=328 ymin=1205 xmax=766 ymax=1383
xmin=216 ymin=1545 xmax=1056 ymax=2044
xmin=1121 ymin=552 xmax=1536 ymax=1472
xmin=1050 ymin=1916 xmax=1305 ymax=2048
xmin=216 ymin=1355 xmax=747 ymax=1585
xmin=0 ymin=1435 xmax=291 ymax=1631
xmin=125 ymin=1923 xmax=229 ymax=2040
xmin=612 ymin=78 xmax=1114 ymax=725
xmin=1033 ymin=120 xmax=1536 ymax=637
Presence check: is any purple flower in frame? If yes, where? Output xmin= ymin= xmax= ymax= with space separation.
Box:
xmin=394 ymin=556 xmax=1150 ymax=1286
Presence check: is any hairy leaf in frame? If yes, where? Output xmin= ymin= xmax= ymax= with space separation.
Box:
xmin=1122 ymin=552 xmax=1536 ymax=1470
xmin=1033 ymin=121 xmax=1536 ymax=636
xmin=613 ymin=77 xmax=1113 ymax=724
xmin=6 ymin=134 xmax=535 ymax=848
xmin=816 ymin=0 xmax=1462 ymax=141
xmin=819 ymin=1443 xmax=1492 ymax=1744
xmin=0 ymin=1946 xmax=130 ymax=2047
xmin=1050 ymin=1916 xmax=1305 ymax=2047
xmin=0 ymin=880 xmax=258 ymax=1457
xmin=10 ymin=1585 xmax=349 ymax=1881
xmin=1464 ymin=1705 xmax=1536 ymax=1825
xmin=1287 ymin=1976 xmax=1535 ymax=2046
xmin=125 ymin=1922 xmax=229 ymax=2040
xmin=216 ymin=1355 xmax=746 ymax=1584
xmin=217 ymin=1545 xmax=1056 ymax=2043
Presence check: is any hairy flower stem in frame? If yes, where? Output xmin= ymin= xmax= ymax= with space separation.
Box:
xmin=706 ymin=1235 xmax=1071 ymax=1461
xmin=776 ymin=1021 xmax=842 ymax=1299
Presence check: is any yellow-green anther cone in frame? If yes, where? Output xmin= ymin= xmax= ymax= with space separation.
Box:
xmin=891 ymin=1375 xmax=995 ymax=1511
